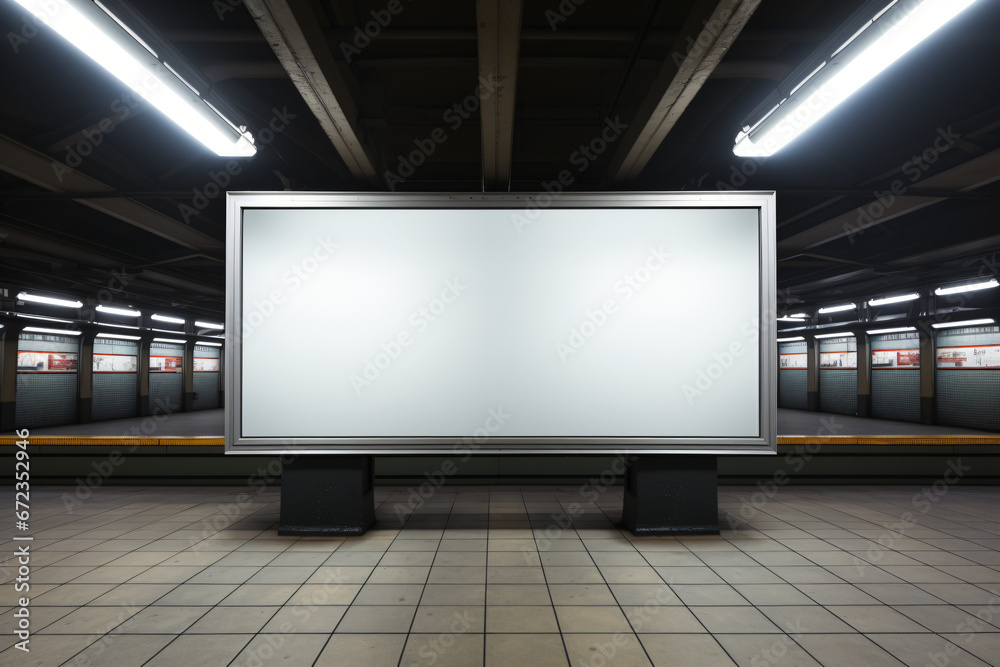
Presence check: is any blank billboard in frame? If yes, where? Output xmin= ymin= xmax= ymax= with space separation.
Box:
xmin=226 ymin=192 xmax=776 ymax=454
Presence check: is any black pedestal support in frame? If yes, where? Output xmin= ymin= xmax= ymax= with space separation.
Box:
xmin=621 ymin=455 xmax=719 ymax=536
xmin=278 ymin=455 xmax=375 ymax=536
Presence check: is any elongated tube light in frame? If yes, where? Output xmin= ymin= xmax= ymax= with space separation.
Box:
xmin=13 ymin=0 xmax=255 ymax=157
xmin=734 ymin=0 xmax=979 ymax=157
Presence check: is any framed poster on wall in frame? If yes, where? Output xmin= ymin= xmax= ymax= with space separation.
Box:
xmin=872 ymin=349 xmax=920 ymax=369
xmin=937 ymin=345 xmax=1000 ymax=369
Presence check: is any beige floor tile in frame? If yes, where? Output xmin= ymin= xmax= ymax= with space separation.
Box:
xmin=428 ymin=566 xmax=487 ymax=584
xmin=713 ymin=566 xmax=787 ymax=585
xmin=549 ymin=583 xmax=618 ymax=606
xmin=0 ymin=606 xmax=75 ymax=633
xmin=70 ymin=633 xmax=174 ymax=665
xmin=127 ymin=566 xmax=201 ymax=584
xmin=939 ymin=633 xmax=1000 ymax=665
xmin=365 ymin=565 xmax=430 ymax=584
xmin=642 ymin=552 xmax=704 ymax=567
xmin=485 ymin=633 xmax=568 ymax=666
xmin=794 ymin=584 xmax=880 ymax=605
xmin=186 ymin=605 xmax=278 ymax=633
xmin=244 ymin=565 xmax=317 ymax=584
xmin=714 ymin=633 xmax=820 ymax=667
xmin=421 ymin=584 xmax=486 ymax=606
xmin=306 ymin=565 xmax=374 ymax=584
xmin=487 ymin=583 xmax=552 ymax=605
xmin=916 ymin=583 xmax=999 ymax=605
xmin=315 ymin=633 xmax=407 ymax=666
xmin=115 ymin=606 xmax=208 ymax=634
xmin=36 ymin=604 xmax=140 ymax=635
xmin=32 ymin=566 xmax=100 ymax=584
xmin=411 ymin=605 xmax=485 ymax=633
xmin=152 ymin=583 xmax=236 ymax=606
xmin=486 ymin=605 xmax=559 ymax=633
xmin=438 ymin=539 xmax=488 ymax=551
xmin=266 ymin=551 xmax=330 ymax=566
xmin=897 ymin=605 xmax=1000 ymax=632
xmin=286 ymin=583 xmax=361 ymax=605
xmin=323 ymin=551 xmax=383 ymax=566
xmin=543 ymin=566 xmax=605 ymax=584
xmin=672 ymin=584 xmax=749 ymax=606
xmin=623 ymin=604 xmax=705 ymax=633
xmin=541 ymin=552 xmax=595 ymax=566
xmin=262 ymin=605 xmax=347 ymax=633
xmin=218 ymin=583 xmax=299 ymax=606
xmin=31 ymin=584 xmax=117 ymax=606
xmin=229 ymin=632 xmax=328 ymax=667
xmin=868 ymin=633 xmax=989 ymax=667
xmin=400 ymin=633 xmax=484 ymax=667
xmin=354 ymin=583 xmax=424 ymax=605
xmin=609 ymin=583 xmax=680 ymax=606
xmin=488 ymin=551 xmax=541 ymax=566
xmin=654 ymin=566 xmax=725 ymax=584
xmin=381 ymin=551 xmax=437 ymax=566
xmin=336 ymin=605 xmax=417 ymax=633
xmin=641 ymin=634 xmax=737 ymax=666
xmin=599 ymin=566 xmax=665 ymax=584
xmin=556 ymin=605 xmax=632 ymax=633
xmin=828 ymin=605 xmax=932 ymax=633
xmin=144 ymin=634 xmax=251 ymax=667
xmin=691 ymin=604 xmax=782 ymax=634
xmin=186 ymin=565 xmax=260 ymax=584
xmin=759 ymin=606 xmax=856 ymax=634
xmin=795 ymin=633 xmax=907 ymax=666
xmin=732 ymin=584 xmax=815 ymax=606
xmin=487 ymin=566 xmax=545 ymax=584
xmin=564 ymin=633 xmax=652 ymax=666
xmin=855 ymin=583 xmax=949 ymax=605
xmin=0 ymin=634 xmax=94 ymax=667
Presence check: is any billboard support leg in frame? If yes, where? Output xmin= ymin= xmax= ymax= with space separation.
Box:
xmin=621 ymin=455 xmax=718 ymax=535
xmin=278 ymin=455 xmax=375 ymax=536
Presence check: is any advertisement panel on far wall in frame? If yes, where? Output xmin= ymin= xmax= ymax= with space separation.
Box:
xmin=937 ymin=345 xmax=1000 ymax=369
xmin=872 ymin=349 xmax=920 ymax=369
xmin=93 ymin=354 xmax=138 ymax=373
xmin=17 ymin=351 xmax=78 ymax=373
xmin=193 ymin=357 xmax=221 ymax=372
xmin=819 ymin=352 xmax=856 ymax=369
xmin=779 ymin=353 xmax=807 ymax=369
xmin=150 ymin=355 xmax=182 ymax=372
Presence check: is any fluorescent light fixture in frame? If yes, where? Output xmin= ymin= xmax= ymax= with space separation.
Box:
xmin=935 ymin=278 xmax=999 ymax=295
xmin=195 ymin=321 xmax=224 ymax=329
xmin=151 ymin=314 xmax=185 ymax=324
xmin=814 ymin=331 xmax=855 ymax=339
xmin=97 ymin=304 xmax=141 ymax=317
xmin=787 ymin=313 xmax=808 ymax=318
xmin=17 ymin=314 xmax=74 ymax=323
xmin=98 ymin=322 xmax=140 ymax=330
xmin=818 ymin=303 xmax=856 ymax=314
xmin=17 ymin=291 xmax=83 ymax=308
xmin=777 ymin=336 xmax=805 ymax=342
xmin=13 ymin=0 xmax=255 ymax=157
xmin=734 ymin=0 xmax=981 ymax=157
xmin=931 ymin=318 xmax=995 ymax=329
xmin=777 ymin=317 xmax=805 ymax=322
xmin=153 ymin=337 xmax=186 ymax=343
xmin=866 ymin=326 xmax=917 ymax=334
xmin=23 ymin=326 xmax=82 ymax=336
xmin=869 ymin=293 xmax=919 ymax=306
xmin=97 ymin=332 xmax=142 ymax=340
xmin=196 ymin=341 xmax=223 ymax=347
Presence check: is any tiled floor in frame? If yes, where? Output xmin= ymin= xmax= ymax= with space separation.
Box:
xmin=2 ymin=484 xmax=999 ymax=666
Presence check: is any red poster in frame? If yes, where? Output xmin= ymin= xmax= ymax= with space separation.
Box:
xmin=150 ymin=355 xmax=182 ymax=372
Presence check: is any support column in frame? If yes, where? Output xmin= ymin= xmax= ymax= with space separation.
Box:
xmin=919 ymin=327 xmax=936 ymax=424
xmin=279 ymin=455 xmax=375 ymax=536
xmin=137 ymin=334 xmax=152 ymax=416
xmin=0 ymin=323 xmax=23 ymax=432
xmin=856 ymin=332 xmax=872 ymax=418
xmin=183 ymin=340 xmax=195 ymax=412
xmin=78 ymin=327 xmax=96 ymax=423
xmin=806 ymin=336 xmax=819 ymax=411
xmin=621 ymin=455 xmax=718 ymax=536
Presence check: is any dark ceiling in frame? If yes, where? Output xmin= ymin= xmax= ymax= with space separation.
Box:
xmin=0 ymin=0 xmax=998 ymax=325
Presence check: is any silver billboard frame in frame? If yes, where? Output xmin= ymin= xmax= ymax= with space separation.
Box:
xmin=225 ymin=191 xmax=777 ymax=456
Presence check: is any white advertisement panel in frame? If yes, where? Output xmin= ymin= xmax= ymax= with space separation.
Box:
xmin=93 ymin=354 xmax=137 ymax=373
xmin=194 ymin=357 xmax=221 ymax=372
xmin=779 ymin=353 xmax=807 ymax=369
xmin=872 ymin=349 xmax=920 ymax=369
xmin=17 ymin=351 xmax=78 ymax=373
xmin=227 ymin=192 xmax=776 ymax=454
xmin=937 ymin=345 xmax=1000 ymax=369
xmin=820 ymin=352 xmax=857 ymax=369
